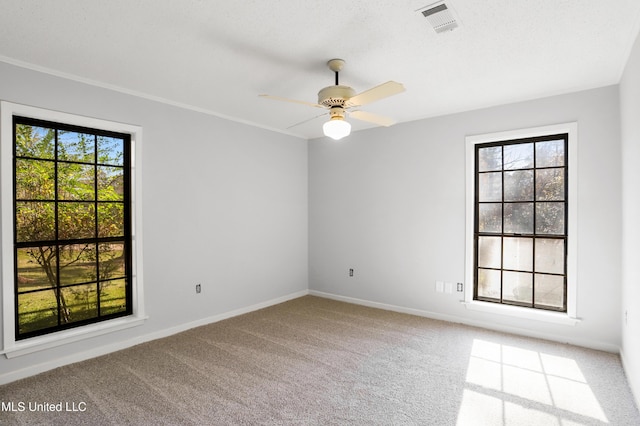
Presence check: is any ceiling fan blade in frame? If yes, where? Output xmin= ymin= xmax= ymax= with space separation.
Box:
xmin=287 ymin=112 xmax=329 ymax=129
xmin=345 ymin=81 xmax=405 ymax=108
xmin=349 ymin=110 xmax=397 ymax=127
xmin=259 ymin=94 xmax=324 ymax=109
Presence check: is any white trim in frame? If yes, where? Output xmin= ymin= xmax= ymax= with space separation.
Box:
xmin=310 ymin=290 xmax=467 ymax=323
xmin=0 ymin=56 xmax=305 ymax=140
xmin=0 ymin=101 xmax=146 ymax=357
xmin=464 ymin=122 xmax=579 ymax=320
xmin=0 ymin=289 xmax=308 ymax=385
xmin=2 ymin=316 xmax=147 ymax=359
xmin=620 ymin=348 xmax=640 ymax=409
xmin=139 ymin=289 xmax=309 ymax=343
xmin=309 ymin=290 xmax=616 ymax=353
xmin=461 ymin=300 xmax=579 ymax=325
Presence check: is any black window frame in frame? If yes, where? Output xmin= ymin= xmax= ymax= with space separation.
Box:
xmin=13 ymin=116 xmax=133 ymax=340
xmin=473 ymin=133 xmax=569 ymax=312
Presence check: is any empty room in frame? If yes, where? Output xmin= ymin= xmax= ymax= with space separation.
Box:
xmin=1 ymin=1 xmax=640 ymax=424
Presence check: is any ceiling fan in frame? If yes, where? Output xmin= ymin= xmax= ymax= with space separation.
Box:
xmin=260 ymin=59 xmax=405 ymax=140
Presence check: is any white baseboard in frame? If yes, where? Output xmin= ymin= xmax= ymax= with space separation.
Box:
xmin=2 ymin=288 xmax=620 ymax=385
xmin=309 ymin=290 xmax=620 ymax=353
xmin=619 ymin=348 xmax=640 ymax=409
xmin=0 ymin=289 xmax=309 ymax=385
xmin=309 ymin=290 xmax=465 ymax=323
xmin=140 ymin=289 xmax=309 ymax=344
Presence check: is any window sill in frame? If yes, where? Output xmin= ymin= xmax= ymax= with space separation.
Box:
xmin=462 ymin=301 xmax=580 ymax=326
xmin=2 ymin=315 xmax=148 ymax=359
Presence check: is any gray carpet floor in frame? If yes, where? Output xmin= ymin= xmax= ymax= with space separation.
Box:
xmin=0 ymin=296 xmax=638 ymax=425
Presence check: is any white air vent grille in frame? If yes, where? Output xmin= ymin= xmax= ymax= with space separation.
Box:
xmin=419 ymin=2 xmax=459 ymax=33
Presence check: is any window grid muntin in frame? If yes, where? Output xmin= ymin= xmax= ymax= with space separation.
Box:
xmin=474 ymin=134 xmax=568 ymax=311
xmin=13 ymin=116 xmax=132 ymax=340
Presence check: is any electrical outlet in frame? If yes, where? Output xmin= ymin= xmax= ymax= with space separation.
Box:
xmin=457 ymin=282 xmax=463 ymax=292
xmin=349 ymin=268 xmax=354 ymax=277
xmin=196 ymin=283 xmax=201 ymax=294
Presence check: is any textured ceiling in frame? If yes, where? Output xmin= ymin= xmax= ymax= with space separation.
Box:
xmin=1 ymin=0 xmax=640 ymax=139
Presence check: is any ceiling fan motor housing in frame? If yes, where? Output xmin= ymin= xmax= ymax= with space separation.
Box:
xmin=328 ymin=105 xmax=346 ymax=119
xmin=318 ymin=85 xmax=356 ymax=107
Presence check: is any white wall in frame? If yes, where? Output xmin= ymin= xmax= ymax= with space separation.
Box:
xmin=620 ymin=28 xmax=640 ymax=407
xmin=309 ymin=85 xmax=622 ymax=351
xmin=0 ymin=55 xmax=631 ymax=390
xmin=0 ymin=62 xmax=308 ymax=381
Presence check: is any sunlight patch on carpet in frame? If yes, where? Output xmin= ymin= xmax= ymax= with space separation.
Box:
xmin=457 ymin=339 xmax=608 ymax=425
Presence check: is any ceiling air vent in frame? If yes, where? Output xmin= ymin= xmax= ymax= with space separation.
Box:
xmin=419 ymin=2 xmax=458 ymax=33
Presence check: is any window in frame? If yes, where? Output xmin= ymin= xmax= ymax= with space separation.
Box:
xmin=14 ymin=117 xmax=132 ymax=339
xmin=474 ymin=135 xmax=567 ymax=311
xmin=464 ymin=123 xmax=578 ymax=322
xmin=1 ymin=102 xmax=145 ymax=357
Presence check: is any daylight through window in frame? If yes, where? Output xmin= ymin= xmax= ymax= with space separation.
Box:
xmin=474 ymin=134 xmax=568 ymax=312
xmin=13 ymin=116 xmax=132 ymax=339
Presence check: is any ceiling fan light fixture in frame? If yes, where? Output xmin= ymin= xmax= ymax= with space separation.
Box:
xmin=260 ymin=58 xmax=404 ymax=139
xmin=323 ymin=116 xmax=351 ymax=140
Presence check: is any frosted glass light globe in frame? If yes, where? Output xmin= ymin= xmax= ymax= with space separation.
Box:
xmin=323 ymin=117 xmax=351 ymax=140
